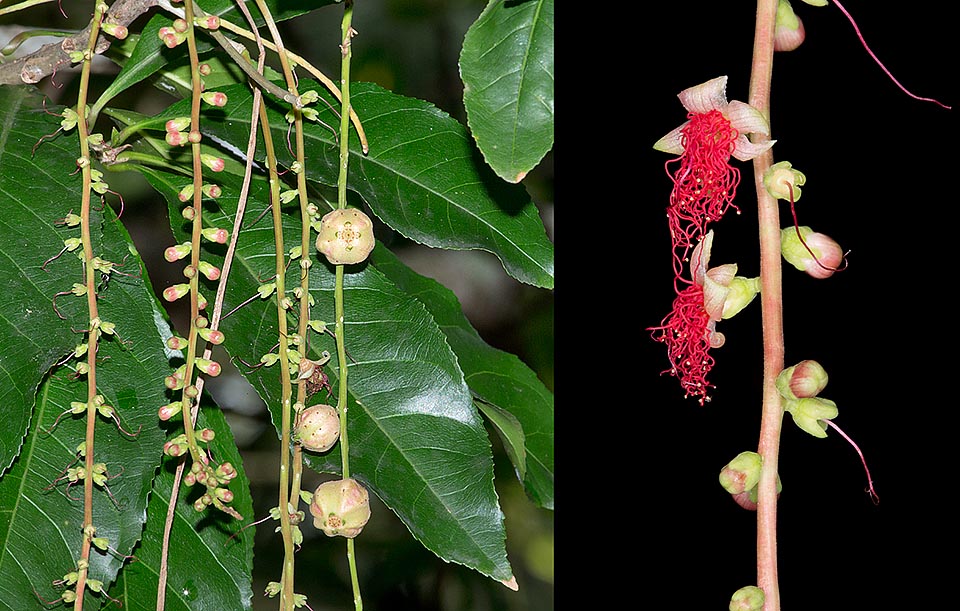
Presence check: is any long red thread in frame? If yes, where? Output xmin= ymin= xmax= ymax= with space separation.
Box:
xmin=649 ymin=281 xmax=716 ymax=406
xmin=664 ymin=109 xmax=740 ymax=275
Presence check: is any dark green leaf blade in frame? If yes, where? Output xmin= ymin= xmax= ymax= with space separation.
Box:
xmin=107 ymin=407 xmax=255 ymax=611
xmin=460 ymin=0 xmax=555 ymax=183
xmin=135 ymin=165 xmax=516 ymax=584
xmin=189 ymin=80 xmax=555 ymax=288
xmin=0 ymin=86 xmax=170 ymax=608
xmin=371 ymin=247 xmax=554 ymax=509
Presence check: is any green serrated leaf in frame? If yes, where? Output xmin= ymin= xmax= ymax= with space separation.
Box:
xmin=0 ymin=86 xmax=170 ymax=608
xmin=148 ymin=80 xmax=555 ymax=288
xmin=135 ymin=164 xmax=515 ymax=583
xmin=371 ymin=247 xmax=554 ymax=509
xmin=107 ymin=407 xmax=255 ymax=611
xmin=475 ymin=400 xmax=526 ymax=481
xmin=460 ymin=0 xmax=554 ymax=183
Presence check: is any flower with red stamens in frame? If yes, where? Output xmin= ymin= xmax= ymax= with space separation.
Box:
xmin=650 ymin=231 xmax=760 ymax=404
xmin=654 ymin=76 xmax=775 ymax=259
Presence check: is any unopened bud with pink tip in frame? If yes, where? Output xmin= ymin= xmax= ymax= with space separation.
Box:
xmin=164 ymin=242 xmax=192 ymax=262
xmin=719 ymin=451 xmax=763 ymax=495
xmin=101 ymin=22 xmax=129 ymax=39
xmin=201 ymin=227 xmax=229 ymax=243
xmin=781 ymin=226 xmax=844 ymax=279
xmin=158 ymin=401 xmax=183 ymax=421
xmin=196 ymin=358 xmax=221 ymax=377
xmin=197 ymin=327 xmax=225 ymax=345
xmin=165 ymin=117 xmax=191 ymax=134
xmin=165 ymin=131 xmax=189 ymax=147
xmin=776 ymin=360 xmax=829 ymax=399
xmin=163 ymin=283 xmax=190 ymax=302
xmin=163 ymin=441 xmax=186 ymax=457
xmin=200 ymin=154 xmax=225 ymax=172
xmin=310 ymin=478 xmax=371 ymax=538
xmin=201 ymin=91 xmax=228 ymax=107
xmin=197 ymin=261 xmax=221 ymax=280
xmin=198 ymin=428 xmax=216 ymax=442
xmin=166 ymin=335 xmax=188 ymax=350
xmin=202 ymin=184 xmax=222 ymax=198
xmin=774 ymin=0 xmax=805 ymax=52
xmin=216 ymin=462 xmax=237 ymax=481
xmin=198 ymin=15 xmax=220 ymax=29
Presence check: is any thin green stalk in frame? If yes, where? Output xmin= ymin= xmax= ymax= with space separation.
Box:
xmin=335 ymin=3 xmax=363 ymax=609
xmin=74 ymin=6 xmax=108 ymax=608
xmin=0 ymin=0 xmax=53 ymax=17
xmin=257 ymin=97 xmax=298 ymax=611
xmin=747 ymin=1 xmax=783 ymax=610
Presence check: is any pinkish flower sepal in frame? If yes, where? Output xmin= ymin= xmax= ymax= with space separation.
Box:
xmin=774 ymin=0 xmax=806 ymax=52
xmin=653 ymin=76 xmax=776 ymax=162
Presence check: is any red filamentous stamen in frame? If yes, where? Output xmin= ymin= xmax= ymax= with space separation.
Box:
xmin=664 ymin=109 xmax=741 ymax=271
xmin=649 ymin=281 xmax=716 ymax=405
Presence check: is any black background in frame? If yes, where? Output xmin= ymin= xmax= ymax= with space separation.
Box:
xmin=576 ymin=2 xmax=957 ymax=607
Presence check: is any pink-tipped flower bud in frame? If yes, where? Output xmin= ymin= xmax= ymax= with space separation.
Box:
xmin=182 ymin=265 xmax=197 ymax=279
xmin=173 ymin=18 xmax=188 ymax=33
xmin=163 ymin=441 xmax=185 ymax=457
xmin=776 ymin=360 xmax=829 ymax=400
xmin=101 ymin=22 xmax=129 ymax=39
xmin=197 ymin=327 xmax=225 ymax=345
xmin=193 ymin=497 xmax=207 ymax=512
xmin=201 ymin=91 xmax=228 ymax=107
xmin=164 ymin=242 xmax=192 ymax=262
xmin=166 ymin=335 xmax=188 ymax=350
xmin=781 ymin=226 xmax=844 ymax=279
xmin=201 ymin=227 xmax=229 ymax=244
xmin=200 ymin=154 xmax=225 ymax=172
xmin=197 ymin=261 xmax=221 ymax=280
xmin=216 ymin=462 xmax=237 ymax=481
xmin=784 ymin=396 xmax=838 ymax=439
xmin=198 ymin=428 xmax=216 ymax=442
xmin=198 ymin=63 xmax=212 ymax=76
xmin=719 ymin=451 xmax=763 ymax=495
xmin=164 ymin=374 xmax=183 ymax=390
xmin=163 ymin=283 xmax=191 ymax=302
xmin=197 ymin=292 xmax=208 ymax=310
xmin=315 ymin=208 xmax=376 ymax=265
xmin=730 ymin=585 xmax=766 ymax=611
xmin=309 ymin=478 xmax=371 ymax=538
xmin=774 ymin=0 xmax=805 ymax=52
xmin=196 ymin=358 xmax=221 ymax=377
xmin=178 ymin=184 xmax=195 ymax=202
xmin=181 ymin=205 xmax=196 ymax=220
xmin=165 ymin=131 xmax=189 ymax=147
xmin=158 ymin=401 xmax=183 ymax=421
xmin=215 ymin=488 xmax=234 ymax=502
xmin=165 ymin=117 xmax=191 ymax=134
xmin=188 ymin=130 xmax=202 ymax=144
xmin=183 ymin=472 xmax=196 ymax=486
xmin=295 ymin=404 xmax=341 ymax=453
xmin=200 ymin=15 xmax=221 ymax=29
xmin=195 ymin=315 xmax=208 ymax=328
xmin=202 ymin=183 xmax=222 ymax=198
xmin=184 ymin=384 xmax=199 ymax=399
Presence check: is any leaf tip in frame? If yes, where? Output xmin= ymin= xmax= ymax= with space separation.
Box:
xmin=500 ymin=576 xmax=519 ymax=591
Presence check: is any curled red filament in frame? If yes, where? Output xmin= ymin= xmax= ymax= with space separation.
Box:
xmin=649 ymin=281 xmax=716 ymax=405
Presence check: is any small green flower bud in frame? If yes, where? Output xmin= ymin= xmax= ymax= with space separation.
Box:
xmin=729 ymin=585 xmax=765 ymax=611
xmin=719 ymin=451 xmax=763 ymax=495
xmin=178 ymin=184 xmax=194 ymax=202
xmin=201 ymin=91 xmax=228 ymax=107
xmin=163 ymin=441 xmax=185 ymax=456
xmin=265 ymin=582 xmax=281 ymax=597
xmin=784 ymin=396 xmax=838 ymax=438
xmin=158 ymin=401 xmax=182 ymax=421
xmin=198 ymin=327 xmax=225 ymax=345
xmin=289 ymin=161 xmax=303 ymax=174
xmin=198 ymin=428 xmax=216 ymax=442
xmin=184 ymin=384 xmax=199 ymax=398
xmin=201 ymin=227 xmax=229 ymax=243
xmin=188 ymin=130 xmax=202 ymax=144
xmin=202 ymin=183 xmax=222 ymax=198
xmin=196 ymin=358 xmax=221 ymax=377
xmin=298 ymin=90 xmax=320 ymax=105
xmin=295 ymin=404 xmax=340 ymax=453
xmin=280 ymin=189 xmax=299 ymax=204
xmin=181 ymin=205 xmax=196 ymax=220
xmin=163 ymin=283 xmax=190 ymax=302
xmin=776 ymin=360 xmax=829 ymax=399
xmin=215 ymin=487 xmax=233 ymax=502
xmin=164 ymin=242 xmax=192 ymax=262
xmin=315 ymin=208 xmax=376 ymax=265
xmin=200 ymin=154 xmax=225 ymax=172
xmin=172 ymin=18 xmax=188 ymax=33
xmin=165 ymin=131 xmax=189 ymax=147
xmin=166 ymin=335 xmax=188 ymax=350
xmin=165 ymin=117 xmax=191 ymax=133
xmin=197 ymin=260 xmax=221 ymax=280
xmin=763 ymin=160 xmax=806 ymax=200
xmin=68 ymin=51 xmax=85 ymax=63
xmin=721 ymin=276 xmax=761 ymax=319
xmin=216 ymin=462 xmax=237 ymax=480
xmin=198 ymin=63 xmax=212 ymax=76
xmin=309 ymin=478 xmax=371 ymax=538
